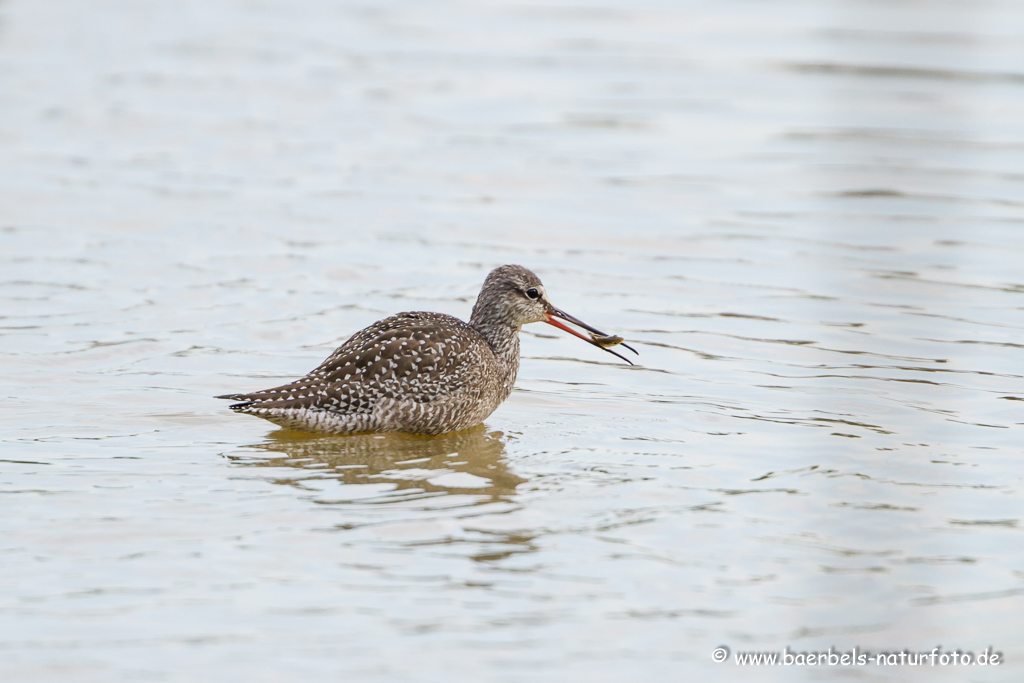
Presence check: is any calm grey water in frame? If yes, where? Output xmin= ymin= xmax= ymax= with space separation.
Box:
xmin=2 ymin=0 xmax=1023 ymax=680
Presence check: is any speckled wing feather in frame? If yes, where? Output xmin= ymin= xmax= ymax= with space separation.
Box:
xmin=218 ymin=312 xmax=496 ymax=433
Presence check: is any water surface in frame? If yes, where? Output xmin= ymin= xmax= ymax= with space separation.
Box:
xmin=2 ymin=0 xmax=1023 ymax=680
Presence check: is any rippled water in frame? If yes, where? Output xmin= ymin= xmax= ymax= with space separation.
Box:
xmin=3 ymin=0 xmax=1023 ymax=680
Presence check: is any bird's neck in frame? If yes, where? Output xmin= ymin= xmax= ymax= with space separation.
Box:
xmin=469 ymin=312 xmax=521 ymax=379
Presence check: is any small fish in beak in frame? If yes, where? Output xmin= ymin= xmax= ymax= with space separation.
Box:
xmin=543 ymin=308 xmax=639 ymax=365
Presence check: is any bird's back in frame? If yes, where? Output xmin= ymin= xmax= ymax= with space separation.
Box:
xmin=219 ymin=312 xmax=514 ymax=435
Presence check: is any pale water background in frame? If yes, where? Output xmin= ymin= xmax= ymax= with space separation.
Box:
xmin=2 ymin=0 xmax=1023 ymax=681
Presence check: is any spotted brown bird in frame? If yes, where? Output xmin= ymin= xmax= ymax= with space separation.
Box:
xmin=217 ymin=264 xmax=636 ymax=435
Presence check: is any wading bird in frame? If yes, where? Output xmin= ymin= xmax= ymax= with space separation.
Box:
xmin=217 ymin=265 xmax=636 ymax=435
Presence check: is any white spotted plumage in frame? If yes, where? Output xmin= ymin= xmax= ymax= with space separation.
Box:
xmin=218 ymin=267 xmax=531 ymax=435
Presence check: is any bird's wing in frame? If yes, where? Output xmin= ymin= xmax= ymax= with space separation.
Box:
xmin=218 ymin=312 xmax=487 ymax=414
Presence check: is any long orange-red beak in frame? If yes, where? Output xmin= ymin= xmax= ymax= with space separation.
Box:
xmin=544 ymin=308 xmax=638 ymax=365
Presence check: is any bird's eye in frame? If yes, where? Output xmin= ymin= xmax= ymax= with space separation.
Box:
xmin=525 ymin=287 xmax=540 ymax=300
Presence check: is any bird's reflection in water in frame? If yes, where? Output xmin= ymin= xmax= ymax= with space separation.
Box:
xmin=227 ymin=426 xmax=525 ymax=507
